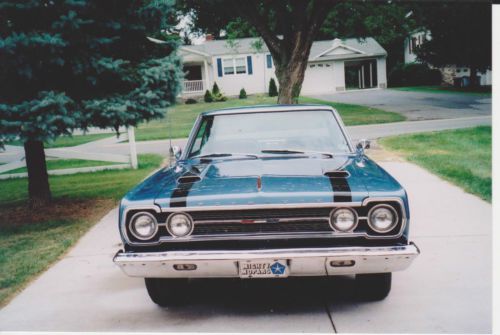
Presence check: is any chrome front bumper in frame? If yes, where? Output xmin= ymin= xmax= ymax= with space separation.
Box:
xmin=113 ymin=243 xmax=419 ymax=278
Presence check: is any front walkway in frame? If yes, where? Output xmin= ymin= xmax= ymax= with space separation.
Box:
xmin=0 ymin=155 xmax=491 ymax=332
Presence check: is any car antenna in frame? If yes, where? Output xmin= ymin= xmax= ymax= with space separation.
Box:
xmin=167 ymin=108 xmax=173 ymax=165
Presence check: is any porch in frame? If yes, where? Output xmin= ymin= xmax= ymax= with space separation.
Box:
xmin=182 ymin=60 xmax=211 ymax=95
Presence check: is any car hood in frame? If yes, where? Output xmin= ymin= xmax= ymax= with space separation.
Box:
xmin=122 ymin=155 xmax=404 ymax=209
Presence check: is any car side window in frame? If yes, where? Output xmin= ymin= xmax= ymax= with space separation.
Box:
xmin=189 ymin=117 xmax=213 ymax=157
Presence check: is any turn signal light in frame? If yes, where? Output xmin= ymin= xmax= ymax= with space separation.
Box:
xmin=330 ymin=260 xmax=355 ymax=267
xmin=173 ymin=264 xmax=197 ymax=271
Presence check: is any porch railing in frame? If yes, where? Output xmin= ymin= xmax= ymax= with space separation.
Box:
xmin=183 ymin=80 xmax=204 ymax=93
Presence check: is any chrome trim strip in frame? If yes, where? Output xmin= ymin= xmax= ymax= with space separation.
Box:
xmin=120 ymin=197 xmax=407 ymax=246
xmin=159 ymin=201 xmax=363 ymax=212
xmin=113 ymin=243 xmax=420 ymax=278
xmin=192 ymin=217 xmax=331 ymax=225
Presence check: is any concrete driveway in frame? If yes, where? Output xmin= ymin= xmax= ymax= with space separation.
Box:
xmin=312 ymin=89 xmax=491 ymax=121
xmin=0 ymin=152 xmax=491 ymax=333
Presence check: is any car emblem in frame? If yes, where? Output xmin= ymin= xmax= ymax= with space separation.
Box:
xmin=270 ymin=262 xmax=286 ymax=275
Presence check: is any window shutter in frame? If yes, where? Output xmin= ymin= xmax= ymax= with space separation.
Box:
xmin=247 ymin=56 xmax=253 ymax=75
xmin=217 ymin=58 xmax=223 ymax=77
xmin=266 ymin=54 xmax=273 ymax=68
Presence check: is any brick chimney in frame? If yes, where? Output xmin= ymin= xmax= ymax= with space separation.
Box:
xmin=205 ymin=34 xmax=214 ymax=42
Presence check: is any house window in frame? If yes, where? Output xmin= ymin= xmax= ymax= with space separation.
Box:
xmin=266 ymin=54 xmax=273 ymax=68
xmin=409 ymin=37 xmax=418 ymax=54
xmin=222 ymin=57 xmax=247 ymax=75
xmin=235 ymin=57 xmax=246 ymax=74
xmin=223 ymin=59 xmax=235 ymax=75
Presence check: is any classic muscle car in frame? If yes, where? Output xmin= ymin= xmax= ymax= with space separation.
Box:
xmin=114 ymin=105 xmax=419 ymax=306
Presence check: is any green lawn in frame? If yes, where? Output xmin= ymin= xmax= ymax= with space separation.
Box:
xmin=1 ymin=158 xmax=119 ymax=175
xmin=134 ymin=95 xmax=405 ymax=141
xmin=6 ymin=133 xmax=113 ymax=148
xmin=380 ymin=126 xmax=491 ymax=202
xmin=0 ymin=154 xmax=163 ymax=306
xmin=391 ymin=85 xmax=492 ymax=96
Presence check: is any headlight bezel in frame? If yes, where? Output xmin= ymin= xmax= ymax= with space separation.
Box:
xmin=166 ymin=212 xmax=194 ymax=238
xmin=129 ymin=211 xmax=159 ymax=241
xmin=329 ymin=207 xmax=359 ymax=233
xmin=367 ymin=204 xmax=399 ymax=233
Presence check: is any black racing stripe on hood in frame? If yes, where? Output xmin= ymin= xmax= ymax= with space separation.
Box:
xmin=329 ymin=175 xmax=352 ymax=202
xmin=170 ymin=182 xmax=195 ymax=207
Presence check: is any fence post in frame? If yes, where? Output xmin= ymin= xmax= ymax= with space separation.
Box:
xmin=128 ymin=127 xmax=138 ymax=169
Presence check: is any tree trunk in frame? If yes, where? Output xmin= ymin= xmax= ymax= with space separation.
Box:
xmin=24 ymin=140 xmax=51 ymax=207
xmin=469 ymin=65 xmax=479 ymax=87
xmin=275 ymin=58 xmax=309 ymax=104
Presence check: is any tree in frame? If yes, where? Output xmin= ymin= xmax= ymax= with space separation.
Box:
xmin=413 ymin=1 xmax=491 ymax=86
xmin=178 ymin=0 xmax=335 ymax=104
xmin=268 ymin=78 xmax=278 ymax=97
xmin=0 ymin=0 xmax=182 ymax=207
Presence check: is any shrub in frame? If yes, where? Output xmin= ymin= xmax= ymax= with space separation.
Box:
xmin=268 ymin=78 xmax=278 ymax=97
xmin=239 ymin=88 xmax=247 ymax=99
xmin=212 ymin=92 xmax=227 ymax=102
xmin=388 ymin=63 xmax=442 ymax=87
xmin=203 ymin=90 xmax=213 ymax=103
xmin=185 ymin=98 xmax=197 ymax=104
xmin=212 ymin=82 xmax=220 ymax=95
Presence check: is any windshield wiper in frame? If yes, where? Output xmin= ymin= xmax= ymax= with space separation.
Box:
xmin=261 ymin=149 xmax=333 ymax=158
xmin=194 ymin=153 xmax=258 ymax=159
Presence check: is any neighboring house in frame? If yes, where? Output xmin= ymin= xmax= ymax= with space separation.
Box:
xmin=178 ymin=37 xmax=388 ymax=97
xmin=404 ymin=30 xmax=492 ymax=86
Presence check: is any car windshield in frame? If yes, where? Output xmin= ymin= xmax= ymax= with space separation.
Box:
xmin=187 ymin=110 xmax=351 ymax=158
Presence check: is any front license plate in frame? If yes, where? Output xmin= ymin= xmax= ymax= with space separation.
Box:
xmin=238 ymin=259 xmax=289 ymax=278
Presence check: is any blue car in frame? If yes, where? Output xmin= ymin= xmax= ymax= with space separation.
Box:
xmin=114 ymin=105 xmax=419 ymax=306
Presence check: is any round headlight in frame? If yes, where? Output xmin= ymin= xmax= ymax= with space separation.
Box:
xmin=330 ymin=208 xmax=358 ymax=232
xmin=167 ymin=213 xmax=193 ymax=238
xmin=130 ymin=212 xmax=158 ymax=240
xmin=368 ymin=205 xmax=398 ymax=233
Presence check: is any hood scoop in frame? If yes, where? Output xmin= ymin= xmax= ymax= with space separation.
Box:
xmin=324 ymin=170 xmax=350 ymax=178
xmin=176 ymin=164 xmax=209 ymax=184
xmin=177 ymin=174 xmax=201 ymax=184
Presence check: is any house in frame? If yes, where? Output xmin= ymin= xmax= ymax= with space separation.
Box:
xmin=178 ymin=37 xmax=388 ymax=97
xmin=404 ymin=30 xmax=492 ymax=86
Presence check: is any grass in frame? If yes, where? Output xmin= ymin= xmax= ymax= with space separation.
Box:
xmin=0 ymin=154 xmax=164 ymax=306
xmin=6 ymin=133 xmax=113 ymax=148
xmin=1 ymin=158 xmax=119 ymax=175
xmin=391 ymin=85 xmax=492 ymax=96
xmin=134 ymin=95 xmax=405 ymax=141
xmin=380 ymin=126 xmax=491 ymax=202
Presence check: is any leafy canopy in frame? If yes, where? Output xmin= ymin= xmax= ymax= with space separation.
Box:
xmin=0 ymin=0 xmax=183 ymax=145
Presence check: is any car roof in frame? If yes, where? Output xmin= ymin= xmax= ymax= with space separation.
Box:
xmin=200 ymin=104 xmax=336 ymax=116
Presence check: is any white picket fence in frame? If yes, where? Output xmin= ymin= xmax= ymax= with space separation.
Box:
xmin=0 ymin=128 xmax=138 ymax=180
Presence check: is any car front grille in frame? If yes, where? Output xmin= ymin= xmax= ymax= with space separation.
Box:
xmin=193 ymin=220 xmax=332 ymax=235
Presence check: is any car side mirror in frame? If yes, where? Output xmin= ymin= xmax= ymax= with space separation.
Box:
xmin=356 ymin=139 xmax=370 ymax=155
xmin=169 ymin=146 xmax=182 ymax=160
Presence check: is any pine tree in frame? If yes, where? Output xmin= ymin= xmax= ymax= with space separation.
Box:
xmin=0 ymin=0 xmax=182 ymax=207
xmin=239 ymin=88 xmax=247 ymax=99
xmin=268 ymin=78 xmax=278 ymax=97
xmin=212 ymin=82 xmax=220 ymax=95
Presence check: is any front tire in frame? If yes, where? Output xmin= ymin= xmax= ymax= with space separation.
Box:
xmin=145 ymin=278 xmax=189 ymax=307
xmin=355 ymin=272 xmax=392 ymax=301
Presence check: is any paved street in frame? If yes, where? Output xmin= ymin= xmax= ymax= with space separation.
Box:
xmin=312 ymin=89 xmax=492 ymax=121
xmin=0 ymin=155 xmax=491 ymax=333
xmin=68 ymin=115 xmax=492 ymax=159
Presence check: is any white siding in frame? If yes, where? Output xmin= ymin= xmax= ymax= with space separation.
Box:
xmin=210 ymin=53 xmax=276 ymax=96
xmin=377 ymin=57 xmax=387 ymax=88
xmin=332 ymin=60 xmax=346 ymax=91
